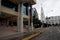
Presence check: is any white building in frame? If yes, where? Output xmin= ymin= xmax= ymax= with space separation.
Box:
xmin=46 ymin=16 xmax=60 ymax=25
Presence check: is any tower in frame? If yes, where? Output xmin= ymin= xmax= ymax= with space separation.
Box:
xmin=41 ymin=4 xmax=46 ymax=23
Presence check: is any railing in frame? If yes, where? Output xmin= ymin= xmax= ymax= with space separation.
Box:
xmin=1 ymin=6 xmax=18 ymax=16
xmin=1 ymin=6 xmax=16 ymax=11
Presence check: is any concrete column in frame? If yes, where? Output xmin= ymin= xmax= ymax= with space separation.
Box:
xmin=5 ymin=20 xmax=6 ymax=26
xmin=30 ymin=5 xmax=34 ymax=31
xmin=0 ymin=0 xmax=1 ymax=7
xmin=17 ymin=2 xmax=23 ymax=33
xmin=3 ymin=20 xmax=6 ymax=26
xmin=0 ymin=0 xmax=1 ymax=15
xmin=28 ymin=7 xmax=31 ymax=32
xmin=7 ymin=20 xmax=9 ymax=26
xmin=25 ymin=5 xmax=30 ymax=31
xmin=11 ymin=21 xmax=13 ymax=26
xmin=41 ymin=24 xmax=43 ymax=28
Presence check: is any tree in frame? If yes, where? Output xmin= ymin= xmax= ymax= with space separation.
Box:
xmin=56 ymin=23 xmax=58 ymax=26
xmin=33 ymin=15 xmax=42 ymax=28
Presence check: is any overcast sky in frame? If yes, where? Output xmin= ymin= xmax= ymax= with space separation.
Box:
xmin=33 ymin=0 xmax=60 ymax=19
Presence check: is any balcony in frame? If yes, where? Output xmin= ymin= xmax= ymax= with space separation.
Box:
xmin=10 ymin=0 xmax=36 ymax=5
xmin=23 ymin=14 xmax=30 ymax=20
xmin=0 ymin=6 xmax=18 ymax=16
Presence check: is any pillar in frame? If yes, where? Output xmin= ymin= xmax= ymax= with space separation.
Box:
xmin=25 ymin=5 xmax=30 ymax=31
xmin=17 ymin=2 xmax=23 ymax=33
xmin=0 ymin=0 xmax=1 ymax=26
xmin=4 ymin=20 xmax=6 ymax=26
xmin=0 ymin=0 xmax=1 ymax=7
xmin=30 ymin=5 xmax=34 ymax=31
xmin=11 ymin=21 xmax=13 ymax=26
xmin=7 ymin=20 xmax=9 ymax=26
xmin=0 ymin=0 xmax=1 ymax=14
xmin=28 ymin=7 xmax=31 ymax=32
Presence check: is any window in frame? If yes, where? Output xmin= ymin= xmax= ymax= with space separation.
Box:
xmin=23 ymin=4 xmax=28 ymax=16
xmin=2 ymin=0 xmax=18 ymax=12
xmin=23 ymin=5 xmax=26 ymax=15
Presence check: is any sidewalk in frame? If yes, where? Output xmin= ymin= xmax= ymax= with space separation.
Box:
xmin=0 ymin=28 xmax=46 ymax=40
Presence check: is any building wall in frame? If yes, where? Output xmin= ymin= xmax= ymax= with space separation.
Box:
xmin=46 ymin=16 xmax=60 ymax=25
xmin=0 ymin=0 xmax=36 ymax=32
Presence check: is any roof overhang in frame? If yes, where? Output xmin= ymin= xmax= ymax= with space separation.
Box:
xmin=10 ymin=0 xmax=36 ymax=5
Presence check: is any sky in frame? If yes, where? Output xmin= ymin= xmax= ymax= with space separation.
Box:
xmin=33 ymin=0 xmax=60 ymax=19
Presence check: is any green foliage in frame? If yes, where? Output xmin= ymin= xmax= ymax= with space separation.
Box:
xmin=33 ymin=15 xmax=42 ymax=28
xmin=33 ymin=18 xmax=42 ymax=25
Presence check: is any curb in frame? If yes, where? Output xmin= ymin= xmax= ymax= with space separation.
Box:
xmin=23 ymin=31 xmax=44 ymax=40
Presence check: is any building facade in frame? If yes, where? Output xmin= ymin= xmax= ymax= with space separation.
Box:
xmin=46 ymin=16 xmax=60 ymax=25
xmin=0 ymin=0 xmax=36 ymax=33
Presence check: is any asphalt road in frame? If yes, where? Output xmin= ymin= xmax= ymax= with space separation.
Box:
xmin=32 ymin=27 xmax=60 ymax=40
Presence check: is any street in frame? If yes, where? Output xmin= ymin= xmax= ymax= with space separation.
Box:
xmin=32 ymin=27 xmax=60 ymax=40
